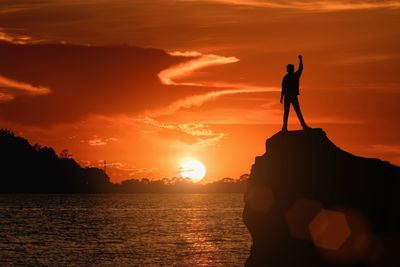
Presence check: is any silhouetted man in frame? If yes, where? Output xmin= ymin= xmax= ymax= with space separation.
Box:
xmin=280 ymin=55 xmax=310 ymax=132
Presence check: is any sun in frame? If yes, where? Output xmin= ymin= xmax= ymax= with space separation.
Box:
xmin=180 ymin=160 xmax=206 ymax=182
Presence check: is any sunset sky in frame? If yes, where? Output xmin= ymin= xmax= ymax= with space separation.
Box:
xmin=0 ymin=0 xmax=399 ymax=183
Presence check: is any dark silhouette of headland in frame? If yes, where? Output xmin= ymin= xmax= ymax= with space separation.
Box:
xmin=0 ymin=129 xmax=247 ymax=193
xmin=0 ymin=129 xmax=113 ymax=193
xmin=244 ymin=129 xmax=400 ymax=266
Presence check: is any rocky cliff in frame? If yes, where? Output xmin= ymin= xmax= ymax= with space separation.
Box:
xmin=243 ymin=129 xmax=400 ymax=266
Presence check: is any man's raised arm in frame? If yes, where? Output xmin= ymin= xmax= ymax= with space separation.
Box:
xmin=297 ymin=55 xmax=303 ymax=76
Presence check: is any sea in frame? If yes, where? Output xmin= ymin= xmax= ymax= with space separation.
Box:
xmin=0 ymin=193 xmax=251 ymax=266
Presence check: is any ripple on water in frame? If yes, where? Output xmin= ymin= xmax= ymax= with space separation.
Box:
xmin=0 ymin=193 xmax=251 ymax=266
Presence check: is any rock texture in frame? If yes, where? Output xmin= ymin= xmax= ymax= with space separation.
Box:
xmin=243 ymin=129 xmax=400 ymax=266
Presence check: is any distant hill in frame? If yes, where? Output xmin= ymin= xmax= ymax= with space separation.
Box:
xmin=0 ymin=129 xmax=114 ymax=193
xmin=0 ymin=129 xmax=247 ymax=193
xmin=244 ymin=129 xmax=400 ymax=266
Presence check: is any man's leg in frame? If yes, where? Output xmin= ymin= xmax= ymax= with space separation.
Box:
xmin=282 ymin=96 xmax=290 ymax=131
xmin=291 ymin=96 xmax=308 ymax=129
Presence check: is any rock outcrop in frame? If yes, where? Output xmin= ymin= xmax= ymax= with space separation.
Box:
xmin=243 ymin=129 xmax=400 ymax=266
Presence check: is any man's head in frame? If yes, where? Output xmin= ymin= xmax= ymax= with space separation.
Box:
xmin=286 ymin=64 xmax=294 ymax=73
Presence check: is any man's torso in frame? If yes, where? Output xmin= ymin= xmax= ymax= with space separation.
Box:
xmin=282 ymin=72 xmax=300 ymax=96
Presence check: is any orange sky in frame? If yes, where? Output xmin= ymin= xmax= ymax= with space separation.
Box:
xmin=0 ymin=0 xmax=399 ymax=183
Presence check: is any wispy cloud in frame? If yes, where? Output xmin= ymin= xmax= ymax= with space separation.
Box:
xmin=159 ymin=50 xmax=279 ymax=91
xmin=0 ymin=75 xmax=51 ymax=102
xmin=140 ymin=117 xmax=225 ymax=147
xmin=146 ymin=87 xmax=279 ymax=117
xmin=155 ymin=51 xmax=280 ymax=116
xmin=141 ymin=117 xmax=176 ymax=130
xmin=158 ymin=51 xmax=239 ymax=86
xmin=0 ymin=92 xmax=15 ymax=102
xmin=0 ymin=29 xmax=33 ymax=44
xmin=194 ymin=135 xmax=225 ymax=147
xmin=100 ymin=161 xmax=159 ymax=177
xmin=0 ymin=28 xmax=46 ymax=45
xmin=0 ymin=8 xmax=28 ymax=15
xmin=86 ymin=136 xmax=118 ymax=146
xmin=178 ymin=122 xmax=219 ymax=136
xmin=88 ymin=138 xmax=107 ymax=146
xmin=177 ymin=122 xmax=225 ymax=147
xmin=178 ymin=0 xmax=400 ymax=11
xmin=145 ymin=50 xmax=280 ymax=146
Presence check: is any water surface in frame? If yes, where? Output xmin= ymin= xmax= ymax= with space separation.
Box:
xmin=0 ymin=194 xmax=251 ymax=266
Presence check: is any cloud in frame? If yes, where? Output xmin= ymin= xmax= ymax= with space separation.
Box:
xmin=0 ymin=42 xmax=184 ymax=125
xmin=158 ymin=51 xmax=239 ymax=86
xmin=141 ymin=117 xmax=221 ymax=137
xmin=0 ymin=28 xmax=35 ymax=44
xmin=177 ymin=0 xmax=400 ymax=11
xmin=153 ymin=50 xmax=280 ymax=116
xmin=146 ymin=87 xmax=279 ymax=117
xmin=0 ymin=75 xmax=51 ymax=102
xmin=86 ymin=136 xmax=118 ymax=146
xmin=178 ymin=122 xmax=218 ymax=136
xmin=168 ymin=51 xmax=203 ymax=57
xmin=87 ymin=138 xmax=107 ymax=146
xmin=104 ymin=161 xmax=159 ymax=177
xmin=0 ymin=8 xmax=28 ymax=15
xmin=92 ymin=160 xmax=160 ymax=180
xmin=0 ymin=92 xmax=14 ymax=102
xmin=141 ymin=117 xmax=176 ymax=130
xmin=194 ymin=134 xmax=225 ymax=147
xmin=140 ymin=117 xmax=226 ymax=147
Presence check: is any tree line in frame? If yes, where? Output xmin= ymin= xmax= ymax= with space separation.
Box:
xmin=0 ymin=129 xmax=248 ymax=193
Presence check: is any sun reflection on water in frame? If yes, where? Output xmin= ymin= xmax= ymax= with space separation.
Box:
xmin=0 ymin=194 xmax=251 ymax=266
